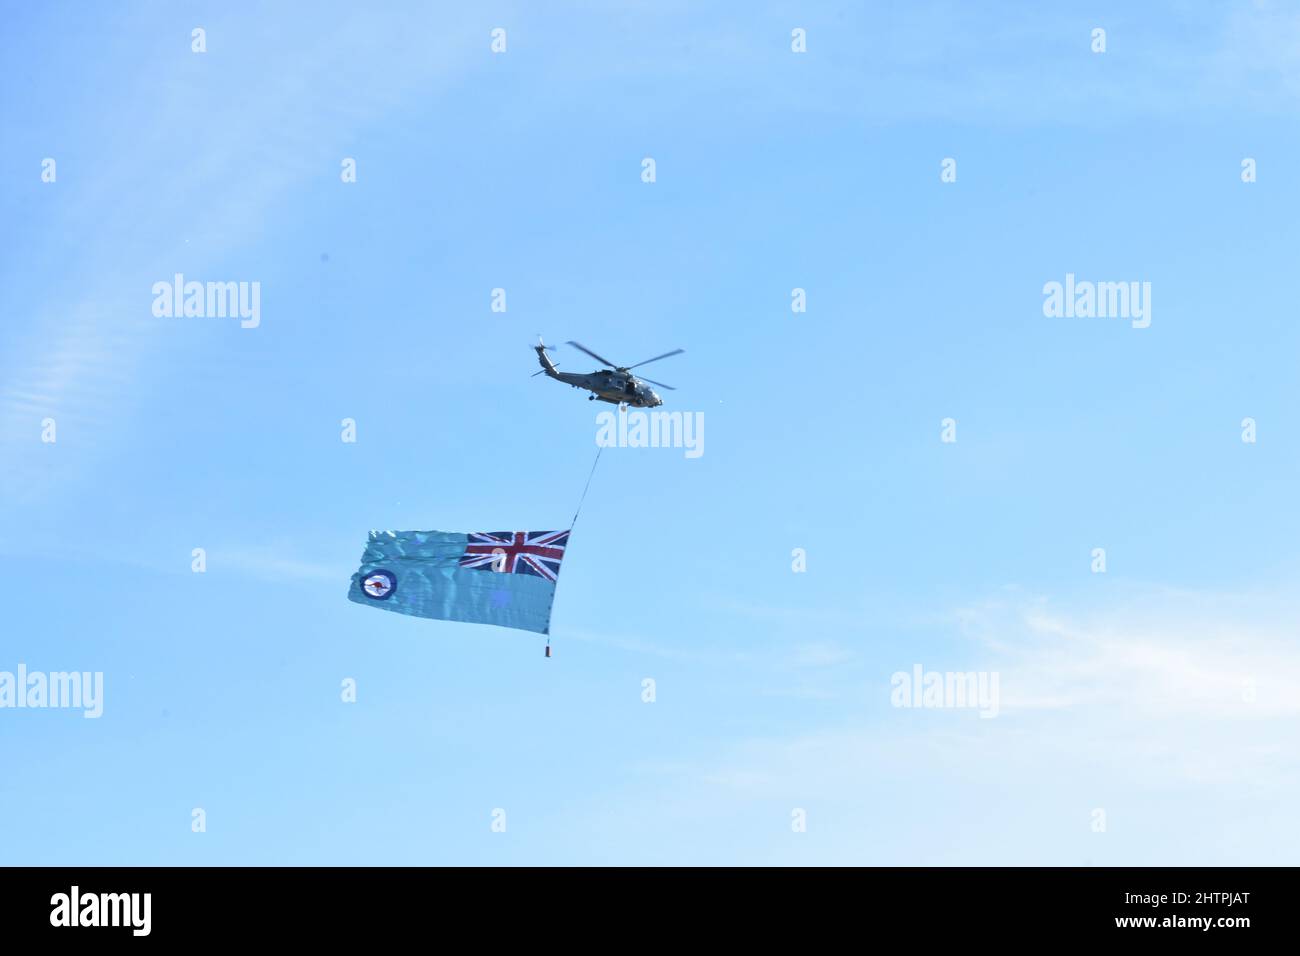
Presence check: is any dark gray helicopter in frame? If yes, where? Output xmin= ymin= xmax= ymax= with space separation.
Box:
xmin=533 ymin=337 xmax=684 ymax=408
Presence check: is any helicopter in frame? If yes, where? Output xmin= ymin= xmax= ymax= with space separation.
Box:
xmin=533 ymin=337 xmax=684 ymax=409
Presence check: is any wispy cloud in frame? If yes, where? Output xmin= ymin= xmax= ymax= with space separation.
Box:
xmin=788 ymin=640 xmax=855 ymax=668
xmin=563 ymin=626 xmax=755 ymax=664
xmin=582 ymin=584 xmax=1300 ymax=863
xmin=758 ymin=684 xmax=838 ymax=701
xmin=0 ymin=5 xmax=483 ymax=506
xmin=953 ymin=589 xmax=1300 ymax=719
xmin=220 ymin=547 xmax=340 ymax=584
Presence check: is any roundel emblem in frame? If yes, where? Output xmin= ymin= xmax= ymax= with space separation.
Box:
xmin=361 ymin=569 xmax=396 ymax=600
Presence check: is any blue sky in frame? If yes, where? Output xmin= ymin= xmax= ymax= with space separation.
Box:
xmin=2 ymin=1 xmax=1299 ymax=865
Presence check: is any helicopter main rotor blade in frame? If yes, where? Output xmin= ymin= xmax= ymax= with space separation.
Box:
xmin=638 ymin=376 xmax=676 ymax=390
xmin=566 ymin=341 xmax=619 ymax=369
xmin=626 ymin=348 xmax=684 ymax=370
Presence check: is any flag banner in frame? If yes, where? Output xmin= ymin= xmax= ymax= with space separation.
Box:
xmin=346 ymin=530 xmax=569 ymax=634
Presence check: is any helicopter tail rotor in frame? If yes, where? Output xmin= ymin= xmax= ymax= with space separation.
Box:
xmin=533 ymin=336 xmax=561 ymax=377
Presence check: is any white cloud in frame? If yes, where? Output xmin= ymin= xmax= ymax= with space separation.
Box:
xmin=0 ymin=5 xmax=483 ymax=506
xmin=588 ymin=586 xmax=1300 ymax=863
xmin=221 ymin=548 xmax=339 ymax=584
xmin=789 ymin=640 xmax=855 ymax=668
xmin=959 ymin=590 xmax=1300 ymax=719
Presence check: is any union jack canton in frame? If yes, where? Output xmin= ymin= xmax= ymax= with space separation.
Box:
xmin=459 ymin=531 xmax=570 ymax=582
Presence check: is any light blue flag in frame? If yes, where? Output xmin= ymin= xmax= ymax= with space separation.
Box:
xmin=346 ymin=530 xmax=570 ymax=635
